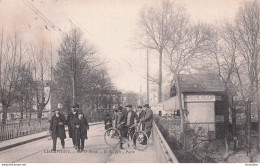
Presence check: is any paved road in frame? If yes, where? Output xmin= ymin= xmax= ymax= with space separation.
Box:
xmin=0 ymin=124 xmax=158 ymax=163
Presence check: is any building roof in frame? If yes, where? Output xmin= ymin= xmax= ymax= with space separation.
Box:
xmin=179 ymin=73 xmax=226 ymax=93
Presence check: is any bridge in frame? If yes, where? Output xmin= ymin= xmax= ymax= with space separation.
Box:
xmin=0 ymin=122 xmax=178 ymax=163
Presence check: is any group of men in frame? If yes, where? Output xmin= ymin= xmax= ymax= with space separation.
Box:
xmin=49 ymin=103 xmax=153 ymax=152
xmin=105 ymin=104 xmax=153 ymax=148
xmin=49 ymin=103 xmax=89 ymax=152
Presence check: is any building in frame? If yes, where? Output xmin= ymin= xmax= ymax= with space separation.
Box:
xmin=158 ymin=73 xmax=230 ymax=139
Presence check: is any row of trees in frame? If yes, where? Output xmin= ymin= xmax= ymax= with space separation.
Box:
xmin=0 ymin=31 xmax=39 ymax=123
xmin=0 ymin=27 xmax=117 ymax=123
xmin=0 ymin=28 xmax=56 ymax=123
xmin=137 ymin=0 xmax=260 ymax=156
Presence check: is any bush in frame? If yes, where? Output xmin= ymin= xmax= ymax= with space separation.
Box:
xmin=154 ymin=116 xmax=203 ymax=163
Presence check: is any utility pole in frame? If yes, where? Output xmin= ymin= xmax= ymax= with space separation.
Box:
xmin=147 ymin=50 xmax=149 ymax=105
xmin=72 ymin=36 xmax=77 ymax=105
xmin=50 ymin=46 xmax=53 ymax=110
xmin=139 ymin=50 xmax=142 ymax=105
xmin=72 ymin=53 xmax=76 ymax=105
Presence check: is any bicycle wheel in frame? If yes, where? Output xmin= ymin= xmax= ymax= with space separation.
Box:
xmin=133 ymin=130 xmax=149 ymax=151
xmin=104 ymin=128 xmax=121 ymax=147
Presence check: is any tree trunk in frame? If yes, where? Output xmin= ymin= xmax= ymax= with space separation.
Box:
xmin=175 ymin=73 xmax=185 ymax=147
xmin=225 ymin=136 xmax=229 ymax=158
xmin=256 ymin=84 xmax=260 ymax=152
xmin=158 ymin=50 xmax=162 ymax=103
xmin=231 ymin=107 xmax=237 ymax=150
xmin=20 ymin=97 xmax=24 ymax=122
xmin=246 ymin=100 xmax=252 ymax=159
xmin=20 ymin=108 xmax=23 ymax=122
xmin=147 ymin=50 xmax=149 ymax=104
xmin=2 ymin=104 xmax=8 ymax=124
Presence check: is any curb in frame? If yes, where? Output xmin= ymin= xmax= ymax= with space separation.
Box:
xmin=0 ymin=122 xmax=103 ymax=152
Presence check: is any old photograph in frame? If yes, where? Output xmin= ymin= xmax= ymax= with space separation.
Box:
xmin=0 ymin=0 xmax=260 ymax=164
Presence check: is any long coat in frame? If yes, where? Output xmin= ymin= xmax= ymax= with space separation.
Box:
xmin=67 ymin=112 xmax=78 ymax=138
xmin=141 ymin=109 xmax=153 ymax=129
xmin=49 ymin=114 xmax=66 ymax=139
xmin=138 ymin=110 xmax=146 ymax=130
xmin=73 ymin=116 xmax=89 ymax=139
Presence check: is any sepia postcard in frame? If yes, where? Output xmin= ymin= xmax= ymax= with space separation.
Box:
xmin=0 ymin=0 xmax=259 ymax=165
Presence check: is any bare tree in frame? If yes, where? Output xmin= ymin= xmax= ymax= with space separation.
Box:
xmin=29 ymin=42 xmax=52 ymax=119
xmin=203 ymin=22 xmax=242 ymax=156
xmin=0 ymin=31 xmax=23 ymax=123
xmin=137 ymin=0 xmax=181 ymax=102
xmin=235 ymin=0 xmax=260 ymax=155
xmin=164 ymin=22 xmax=213 ymax=146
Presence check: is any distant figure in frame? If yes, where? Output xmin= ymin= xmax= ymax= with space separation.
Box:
xmin=67 ymin=104 xmax=79 ymax=148
xmin=104 ymin=113 xmax=112 ymax=130
xmin=140 ymin=104 xmax=153 ymax=145
xmin=49 ymin=109 xmax=66 ymax=151
xmin=74 ymin=111 xmax=89 ymax=152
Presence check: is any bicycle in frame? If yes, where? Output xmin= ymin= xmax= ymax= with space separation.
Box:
xmin=104 ymin=122 xmax=149 ymax=151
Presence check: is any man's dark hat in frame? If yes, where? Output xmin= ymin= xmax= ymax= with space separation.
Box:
xmin=118 ymin=106 xmax=123 ymax=110
xmin=125 ymin=104 xmax=132 ymax=108
xmin=72 ymin=103 xmax=79 ymax=108
xmin=137 ymin=106 xmax=142 ymax=109
xmin=143 ymin=104 xmax=150 ymax=108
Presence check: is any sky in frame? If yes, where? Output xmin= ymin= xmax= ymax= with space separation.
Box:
xmin=0 ymin=0 xmax=243 ymax=96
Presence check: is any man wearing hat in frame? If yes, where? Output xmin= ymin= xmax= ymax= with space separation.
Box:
xmin=73 ymin=111 xmax=89 ymax=152
xmin=140 ymin=104 xmax=153 ymax=145
xmin=49 ymin=108 xmax=66 ymax=151
xmin=67 ymin=103 xmax=79 ymax=148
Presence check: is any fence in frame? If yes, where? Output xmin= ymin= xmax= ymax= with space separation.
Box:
xmin=0 ymin=119 xmax=49 ymax=141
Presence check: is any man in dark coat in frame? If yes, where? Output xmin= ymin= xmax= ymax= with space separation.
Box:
xmin=104 ymin=113 xmax=112 ymax=130
xmin=140 ymin=104 xmax=153 ymax=145
xmin=49 ymin=109 xmax=66 ymax=151
xmin=137 ymin=106 xmax=146 ymax=130
xmin=67 ymin=104 xmax=79 ymax=148
xmin=74 ymin=111 xmax=89 ymax=152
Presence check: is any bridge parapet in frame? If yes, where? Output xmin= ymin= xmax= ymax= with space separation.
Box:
xmin=152 ymin=121 xmax=179 ymax=163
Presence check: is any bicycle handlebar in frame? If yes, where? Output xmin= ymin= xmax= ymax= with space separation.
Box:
xmin=117 ymin=122 xmax=141 ymax=129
